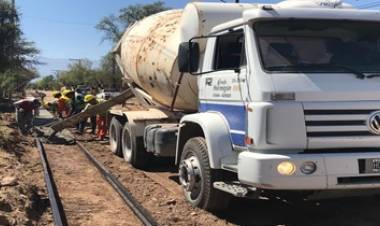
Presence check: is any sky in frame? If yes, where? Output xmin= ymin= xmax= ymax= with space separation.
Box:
xmin=15 ymin=0 xmax=377 ymax=76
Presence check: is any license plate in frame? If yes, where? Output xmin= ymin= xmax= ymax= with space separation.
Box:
xmin=359 ymin=158 xmax=380 ymax=174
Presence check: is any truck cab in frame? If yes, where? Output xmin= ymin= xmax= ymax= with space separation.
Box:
xmin=177 ymin=0 xmax=380 ymax=210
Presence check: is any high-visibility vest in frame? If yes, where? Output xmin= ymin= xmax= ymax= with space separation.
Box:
xmin=57 ymin=96 xmax=71 ymax=117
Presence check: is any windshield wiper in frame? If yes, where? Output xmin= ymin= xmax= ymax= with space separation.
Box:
xmin=324 ymin=64 xmax=366 ymax=80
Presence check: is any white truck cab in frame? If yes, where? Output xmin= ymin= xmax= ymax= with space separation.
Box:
xmin=176 ymin=0 xmax=380 ymax=209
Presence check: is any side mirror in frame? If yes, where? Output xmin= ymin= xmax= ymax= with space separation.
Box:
xmin=178 ymin=42 xmax=200 ymax=73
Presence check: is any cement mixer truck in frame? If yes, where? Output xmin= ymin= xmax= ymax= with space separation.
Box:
xmin=108 ymin=0 xmax=380 ymax=211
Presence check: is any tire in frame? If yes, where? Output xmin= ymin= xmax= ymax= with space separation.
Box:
xmin=109 ymin=117 xmax=123 ymax=156
xmin=121 ymin=123 xmax=149 ymax=169
xmin=178 ymin=137 xmax=231 ymax=212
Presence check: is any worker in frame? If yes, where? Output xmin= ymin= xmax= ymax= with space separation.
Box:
xmin=44 ymin=91 xmax=61 ymax=116
xmin=55 ymin=91 xmax=66 ymax=118
xmin=13 ymin=98 xmax=41 ymax=135
xmin=84 ymin=94 xmax=107 ymax=140
xmin=74 ymin=93 xmax=87 ymax=133
xmin=58 ymin=89 xmax=74 ymax=118
xmin=65 ymin=89 xmax=77 ymax=116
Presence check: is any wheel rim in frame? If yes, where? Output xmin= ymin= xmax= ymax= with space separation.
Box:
xmin=110 ymin=124 xmax=117 ymax=152
xmin=123 ymin=128 xmax=132 ymax=161
xmin=179 ymin=154 xmax=203 ymax=202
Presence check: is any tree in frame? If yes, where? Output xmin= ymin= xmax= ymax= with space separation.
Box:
xmin=94 ymin=1 xmax=170 ymax=91
xmin=58 ymin=60 xmax=95 ymax=87
xmin=31 ymin=56 xmax=125 ymax=91
xmin=96 ymin=1 xmax=170 ymax=43
xmin=32 ymin=75 xmax=61 ymax=90
xmin=0 ymin=69 xmax=36 ymax=97
xmin=0 ymin=0 xmax=39 ymax=97
xmin=98 ymin=52 xmax=122 ymax=89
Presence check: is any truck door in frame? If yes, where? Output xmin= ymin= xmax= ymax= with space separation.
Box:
xmin=199 ymin=29 xmax=249 ymax=147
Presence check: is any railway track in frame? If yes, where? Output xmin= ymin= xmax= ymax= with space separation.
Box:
xmin=36 ymin=138 xmax=68 ymax=226
xmin=36 ymin=138 xmax=158 ymax=226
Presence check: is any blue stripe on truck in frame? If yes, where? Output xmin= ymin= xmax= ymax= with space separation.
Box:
xmin=199 ymin=102 xmax=246 ymax=146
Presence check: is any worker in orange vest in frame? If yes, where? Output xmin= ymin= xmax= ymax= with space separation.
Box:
xmin=58 ymin=89 xmax=74 ymax=118
xmin=84 ymin=94 xmax=107 ymax=140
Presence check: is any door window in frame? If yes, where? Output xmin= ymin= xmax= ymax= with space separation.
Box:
xmin=213 ymin=30 xmax=246 ymax=70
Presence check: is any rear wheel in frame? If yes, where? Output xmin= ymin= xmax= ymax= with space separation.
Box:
xmin=121 ymin=123 xmax=149 ymax=169
xmin=179 ymin=137 xmax=231 ymax=212
xmin=109 ymin=117 xmax=123 ymax=156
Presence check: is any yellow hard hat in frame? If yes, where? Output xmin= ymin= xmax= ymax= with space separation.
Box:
xmin=62 ymin=89 xmax=74 ymax=96
xmin=84 ymin=94 xmax=95 ymax=103
xmin=52 ymin=91 xmax=61 ymax=98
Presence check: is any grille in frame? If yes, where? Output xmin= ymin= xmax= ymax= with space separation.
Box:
xmin=338 ymin=176 xmax=380 ymax=185
xmin=304 ymin=109 xmax=377 ymax=137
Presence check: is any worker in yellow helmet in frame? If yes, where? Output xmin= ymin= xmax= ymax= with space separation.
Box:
xmin=64 ymin=89 xmax=78 ymax=116
xmin=84 ymin=94 xmax=107 ymax=140
xmin=58 ymin=89 xmax=74 ymax=118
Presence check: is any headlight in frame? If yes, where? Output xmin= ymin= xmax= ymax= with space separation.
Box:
xmin=300 ymin=161 xmax=317 ymax=175
xmin=277 ymin=161 xmax=296 ymax=176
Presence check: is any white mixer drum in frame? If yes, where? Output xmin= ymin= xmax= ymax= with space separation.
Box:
xmin=116 ymin=2 xmax=255 ymax=112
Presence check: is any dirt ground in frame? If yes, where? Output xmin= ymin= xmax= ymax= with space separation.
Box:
xmin=0 ymin=113 xmax=52 ymax=226
xmin=80 ymin=140 xmax=232 ymax=226
xmin=44 ymin=143 xmax=142 ymax=226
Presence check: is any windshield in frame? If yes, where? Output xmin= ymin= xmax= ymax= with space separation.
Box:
xmin=254 ymin=20 xmax=380 ymax=73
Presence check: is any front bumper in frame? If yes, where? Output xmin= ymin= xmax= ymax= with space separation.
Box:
xmin=238 ymin=151 xmax=380 ymax=190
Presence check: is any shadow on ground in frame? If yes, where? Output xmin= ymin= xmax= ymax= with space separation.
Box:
xmin=144 ymin=157 xmax=380 ymax=226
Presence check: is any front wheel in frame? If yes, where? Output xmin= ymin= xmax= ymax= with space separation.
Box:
xmin=178 ymin=137 xmax=231 ymax=212
xmin=121 ymin=123 xmax=149 ymax=169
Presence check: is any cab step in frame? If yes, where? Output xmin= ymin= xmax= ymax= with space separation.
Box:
xmin=213 ymin=181 xmax=253 ymax=197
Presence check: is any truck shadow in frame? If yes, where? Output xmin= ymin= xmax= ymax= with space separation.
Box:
xmin=145 ymin=157 xmax=178 ymax=173
xmin=216 ymin=196 xmax=380 ymax=226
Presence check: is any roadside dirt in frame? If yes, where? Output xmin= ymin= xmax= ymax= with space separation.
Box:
xmin=44 ymin=143 xmax=142 ymax=226
xmin=0 ymin=113 xmax=52 ymax=226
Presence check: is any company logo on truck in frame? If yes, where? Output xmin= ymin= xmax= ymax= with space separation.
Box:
xmin=367 ymin=111 xmax=380 ymax=135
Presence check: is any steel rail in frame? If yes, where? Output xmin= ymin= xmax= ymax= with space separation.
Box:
xmin=36 ymin=138 xmax=68 ymax=226
xmin=76 ymin=142 xmax=159 ymax=226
